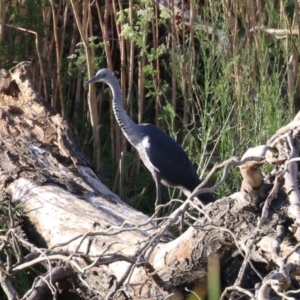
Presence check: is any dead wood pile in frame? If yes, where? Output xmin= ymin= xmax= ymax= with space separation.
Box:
xmin=0 ymin=62 xmax=299 ymax=300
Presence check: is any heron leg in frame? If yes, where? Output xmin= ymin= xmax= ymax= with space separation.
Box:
xmin=153 ymin=172 xmax=162 ymax=209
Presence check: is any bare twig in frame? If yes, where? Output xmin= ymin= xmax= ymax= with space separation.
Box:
xmin=23 ymin=265 xmax=73 ymax=300
xmin=0 ymin=23 xmax=47 ymax=102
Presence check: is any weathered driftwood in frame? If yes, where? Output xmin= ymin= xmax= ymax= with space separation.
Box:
xmin=0 ymin=62 xmax=300 ymax=300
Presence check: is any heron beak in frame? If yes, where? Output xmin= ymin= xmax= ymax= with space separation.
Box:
xmin=86 ymin=76 xmax=99 ymax=85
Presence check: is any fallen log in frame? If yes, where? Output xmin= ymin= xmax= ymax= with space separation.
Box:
xmin=0 ymin=62 xmax=299 ymax=300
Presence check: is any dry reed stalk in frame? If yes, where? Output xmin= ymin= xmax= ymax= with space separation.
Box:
xmin=70 ymin=0 xmax=100 ymax=168
xmin=60 ymin=2 xmax=68 ymax=63
xmin=185 ymin=0 xmax=196 ymax=126
xmin=138 ymin=42 xmax=146 ymax=124
xmin=42 ymin=0 xmax=56 ymax=107
xmin=294 ymin=0 xmax=300 ymax=109
xmin=73 ymin=71 xmax=83 ymax=120
xmin=60 ymin=1 xmax=68 ymax=107
xmin=41 ymin=5 xmax=52 ymax=97
xmin=279 ymin=0 xmax=295 ymax=103
xmin=68 ymin=24 xmax=81 ymax=120
xmin=69 ymin=22 xmax=78 ymax=57
xmin=87 ymin=6 xmax=96 ymax=75
xmin=294 ymin=0 xmax=300 ymax=37
xmin=97 ymin=1 xmax=116 ymax=160
xmin=180 ymin=0 xmax=188 ymax=128
xmin=96 ymin=2 xmax=113 ymax=70
xmin=152 ymin=0 xmax=161 ymax=126
xmin=117 ymin=0 xmax=127 ymax=157
xmin=231 ymin=2 xmax=241 ymax=105
xmin=127 ymin=0 xmax=135 ymax=123
xmin=170 ymin=0 xmax=177 ymax=113
xmin=245 ymin=0 xmax=260 ymax=96
xmin=50 ymin=0 xmax=66 ymax=115
xmin=247 ymin=0 xmax=262 ymax=60
xmin=0 ymin=0 xmax=7 ymax=41
xmin=136 ymin=1 xmax=147 ymax=126
xmin=112 ymin=0 xmax=125 ymax=160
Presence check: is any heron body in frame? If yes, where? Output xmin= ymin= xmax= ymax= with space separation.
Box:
xmin=87 ymin=69 xmax=214 ymax=207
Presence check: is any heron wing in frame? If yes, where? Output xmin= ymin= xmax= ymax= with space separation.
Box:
xmin=138 ymin=124 xmax=200 ymax=192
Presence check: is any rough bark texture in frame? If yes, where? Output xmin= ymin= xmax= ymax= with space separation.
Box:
xmin=0 ymin=62 xmax=299 ymax=300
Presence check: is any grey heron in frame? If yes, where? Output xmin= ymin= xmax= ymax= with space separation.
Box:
xmin=87 ymin=69 xmax=214 ymax=209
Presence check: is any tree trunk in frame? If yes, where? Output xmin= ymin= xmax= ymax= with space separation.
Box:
xmin=0 ymin=62 xmax=299 ymax=300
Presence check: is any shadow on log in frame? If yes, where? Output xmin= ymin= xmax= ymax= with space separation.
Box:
xmin=0 ymin=62 xmax=299 ymax=300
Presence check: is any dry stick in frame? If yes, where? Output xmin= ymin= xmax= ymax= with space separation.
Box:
xmin=283 ymin=241 xmax=300 ymax=263
xmin=59 ymin=1 xmax=69 ymax=111
xmin=200 ymin=103 xmax=236 ymax=178
xmin=110 ymin=0 xmax=124 ymax=162
xmin=247 ymin=0 xmax=261 ymax=60
xmin=246 ymin=0 xmax=261 ymax=86
xmin=250 ymin=26 xmax=300 ymax=37
xmin=40 ymin=5 xmax=51 ymax=98
xmin=78 ymin=273 xmax=100 ymax=295
xmin=104 ymin=263 xmax=133 ymax=300
xmin=137 ymin=29 xmax=147 ymax=125
xmin=221 ymin=285 xmax=255 ymax=300
xmin=284 ymin=0 xmax=299 ymax=106
xmin=10 ymin=231 xmax=56 ymax=295
xmin=270 ymin=225 xmax=286 ymax=270
xmin=50 ymin=0 xmax=66 ymax=115
xmin=12 ymin=253 xmax=83 ymax=274
xmin=68 ymin=18 xmax=79 ymax=117
xmin=10 ymin=158 xmax=268 ymax=298
xmin=260 ymin=174 xmax=282 ymax=225
xmin=257 ymin=133 xmax=300 ymax=297
xmin=97 ymin=1 xmax=116 ymax=161
xmin=287 ymin=50 xmax=296 ymax=103
xmin=191 ymin=155 xmax=265 ymax=199
xmin=116 ymin=0 xmax=126 ymax=123
xmin=34 ymin=235 xmax=168 ymax=297
xmin=170 ymin=0 xmax=177 ymax=115
xmin=37 ymin=5 xmax=53 ymax=98
xmin=0 ymin=23 xmax=48 ymax=103
xmin=293 ymin=0 xmax=300 ymax=36
xmin=0 ymin=261 xmax=20 ymax=300
xmin=115 ymin=0 xmax=127 ymax=195
xmin=94 ymin=201 xmax=199 ymax=288
xmin=42 ymin=3 xmax=56 ymax=105
xmin=294 ymin=3 xmax=300 ymax=99
xmin=87 ymin=5 xmax=96 ymax=96
xmin=280 ymin=0 xmax=291 ymax=32
xmin=181 ymin=0 xmax=188 ymax=129
xmin=220 ymin=220 xmax=260 ymax=299
xmin=127 ymin=0 xmax=135 ymax=123
xmin=0 ymin=0 xmax=7 ymax=41
xmin=3 ymin=242 xmax=12 ymax=275
xmin=24 ymin=265 xmax=73 ymax=300
xmin=257 ymin=271 xmax=290 ymax=300
xmin=234 ymin=222 xmax=261 ymax=284
xmin=97 ymin=1 xmax=113 ymax=70
xmin=60 ymin=1 xmax=68 ymax=64
xmin=186 ymin=0 xmax=195 ymax=124
xmin=70 ymin=0 xmax=100 ymax=168
xmin=152 ymin=0 xmax=161 ymax=126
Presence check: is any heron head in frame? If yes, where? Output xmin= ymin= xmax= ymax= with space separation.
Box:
xmin=86 ymin=68 xmax=112 ymax=84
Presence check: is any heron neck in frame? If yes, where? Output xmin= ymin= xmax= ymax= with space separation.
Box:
xmin=107 ymin=79 xmax=139 ymax=146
